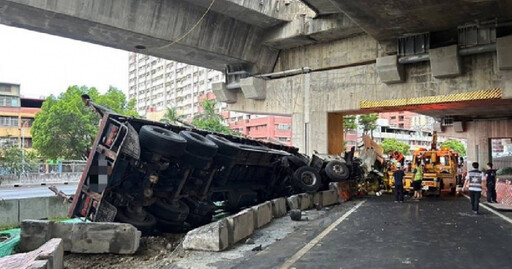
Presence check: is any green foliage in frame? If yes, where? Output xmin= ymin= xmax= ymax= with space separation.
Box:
xmin=358 ymin=114 xmax=378 ymax=135
xmin=31 ymin=86 xmax=138 ymax=160
xmin=192 ymin=118 xmax=234 ymax=135
xmin=194 ymin=99 xmax=223 ymax=121
xmin=441 ymin=140 xmax=466 ymax=156
xmin=343 ymin=115 xmax=357 ymax=132
xmin=160 ymin=107 xmax=184 ymax=124
xmin=0 ymin=144 xmax=38 ymax=177
xmin=380 ymin=138 xmax=410 ymax=155
xmin=497 ymin=167 xmax=512 ymax=176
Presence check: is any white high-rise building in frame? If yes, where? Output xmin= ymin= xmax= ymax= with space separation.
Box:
xmin=128 ymin=52 xmax=225 ymax=118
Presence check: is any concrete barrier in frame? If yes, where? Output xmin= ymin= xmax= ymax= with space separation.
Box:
xmin=252 ymin=201 xmax=273 ymax=229
xmin=0 ymin=172 xmax=81 ymax=187
xmin=286 ymin=195 xmax=300 ymax=209
xmin=271 ymin=198 xmax=287 ymax=218
xmin=227 ymin=208 xmax=254 ymax=245
xmin=298 ymin=193 xmax=313 ymax=210
xmin=320 ymin=190 xmax=339 ymax=207
xmin=0 ymin=196 xmax=69 ymax=227
xmin=183 ymin=219 xmax=229 ymax=252
xmin=0 ymin=238 xmax=63 ymax=269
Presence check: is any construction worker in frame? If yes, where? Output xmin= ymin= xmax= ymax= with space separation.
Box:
xmin=463 ymin=162 xmax=486 ymax=214
xmin=485 ymin=162 xmax=498 ymax=203
xmin=393 ymin=163 xmax=405 ymax=203
xmin=395 ymin=151 xmax=405 ymax=166
xmin=412 ymin=159 xmax=423 ymax=200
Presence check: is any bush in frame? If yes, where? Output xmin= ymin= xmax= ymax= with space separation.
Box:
xmin=497 ymin=167 xmax=512 ymax=176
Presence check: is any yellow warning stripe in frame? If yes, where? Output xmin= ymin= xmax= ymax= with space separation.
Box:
xmin=360 ymin=88 xmax=502 ymax=109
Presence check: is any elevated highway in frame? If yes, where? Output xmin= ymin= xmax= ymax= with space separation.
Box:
xmin=1 ymin=0 xmax=512 ymax=162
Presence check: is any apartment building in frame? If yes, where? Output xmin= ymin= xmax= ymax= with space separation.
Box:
xmin=0 ymin=83 xmax=43 ymax=149
xmin=229 ymin=115 xmax=292 ymax=146
xmin=127 ymin=53 xmax=225 ymax=118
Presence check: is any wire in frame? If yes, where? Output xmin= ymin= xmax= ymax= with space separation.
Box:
xmin=154 ymin=0 xmax=215 ymax=50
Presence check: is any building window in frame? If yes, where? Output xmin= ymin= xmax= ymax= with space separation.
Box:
xmin=278 ymin=137 xmax=289 ymax=142
xmin=399 ymin=123 xmax=404 ymax=128
xmin=0 ymin=96 xmax=19 ymax=107
xmin=0 ymin=116 xmax=19 ymax=127
xmin=390 ymin=116 xmax=396 ymax=120
xmin=399 ymin=116 xmax=405 ymax=121
xmin=276 ymin=124 xmax=291 ymax=130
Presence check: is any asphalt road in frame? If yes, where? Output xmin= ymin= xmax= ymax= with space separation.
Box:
xmin=235 ymin=194 xmax=512 ymax=269
xmin=0 ymin=184 xmax=77 ymax=199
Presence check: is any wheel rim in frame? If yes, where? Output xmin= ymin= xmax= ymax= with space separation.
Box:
xmin=301 ymin=171 xmax=317 ymax=186
xmin=332 ymin=164 xmax=345 ymax=175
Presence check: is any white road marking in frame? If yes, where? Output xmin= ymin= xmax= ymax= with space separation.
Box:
xmin=462 ymin=193 xmax=512 ymax=225
xmin=279 ymin=200 xmax=366 ymax=269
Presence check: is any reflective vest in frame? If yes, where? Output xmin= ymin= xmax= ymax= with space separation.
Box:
xmin=467 ymin=170 xmax=484 ymax=192
xmin=414 ymin=166 xmax=423 ymax=181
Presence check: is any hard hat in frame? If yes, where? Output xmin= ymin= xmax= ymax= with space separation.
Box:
xmin=396 ymin=163 xmax=401 ymax=168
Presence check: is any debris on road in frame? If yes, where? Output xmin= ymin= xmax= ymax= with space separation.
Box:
xmin=0 ymin=238 xmax=63 ymax=269
xmin=290 ymin=209 xmax=302 ymax=221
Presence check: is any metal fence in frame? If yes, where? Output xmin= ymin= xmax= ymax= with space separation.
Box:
xmin=0 ymin=160 xmax=87 ymax=176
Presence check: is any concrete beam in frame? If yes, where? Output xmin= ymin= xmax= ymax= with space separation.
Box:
xmin=376 ymin=55 xmax=404 ymax=84
xmin=212 ymin=82 xmax=237 ymax=103
xmin=191 ymin=0 xmax=315 ymax=28
xmin=0 ymin=238 xmax=63 ymax=269
xmin=0 ymin=0 xmax=277 ymax=73
xmin=240 ymin=77 xmax=266 ymax=100
xmin=300 ymin=0 xmax=341 ymax=15
xmin=430 ymin=45 xmax=461 ymax=78
xmin=497 ymin=35 xmax=512 ymax=70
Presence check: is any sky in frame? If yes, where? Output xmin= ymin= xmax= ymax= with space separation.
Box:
xmin=0 ymin=24 xmax=128 ymax=99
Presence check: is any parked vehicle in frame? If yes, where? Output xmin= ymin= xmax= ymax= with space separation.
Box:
xmin=68 ymin=96 xmax=320 ymax=233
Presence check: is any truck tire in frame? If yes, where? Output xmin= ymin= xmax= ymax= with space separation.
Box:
xmin=139 ymin=125 xmax=187 ymax=158
xmin=115 ymin=208 xmax=157 ymax=235
xmin=285 ymin=155 xmax=308 ymax=168
xmin=149 ymin=198 xmax=189 ymax=222
xmin=292 ymin=166 xmax=322 ymax=193
xmin=179 ymin=131 xmax=218 ymax=157
xmin=206 ymin=134 xmax=240 ymax=156
xmin=325 ymin=160 xmax=350 ymax=182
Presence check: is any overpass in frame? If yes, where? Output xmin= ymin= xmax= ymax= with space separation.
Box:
xmin=1 ymin=0 xmax=512 ymax=163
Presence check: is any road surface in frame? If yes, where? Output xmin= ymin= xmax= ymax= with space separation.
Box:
xmin=235 ymin=194 xmax=512 ymax=269
xmin=0 ymin=184 xmax=77 ymax=199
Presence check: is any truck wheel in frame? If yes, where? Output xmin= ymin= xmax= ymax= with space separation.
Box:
xmin=325 ymin=160 xmax=350 ymax=182
xmin=149 ymin=198 xmax=189 ymax=222
xmin=206 ymin=134 xmax=241 ymax=156
xmin=183 ymin=198 xmax=214 ymax=227
xmin=292 ymin=166 xmax=322 ymax=193
xmin=139 ymin=125 xmax=186 ymax=158
xmin=115 ymin=208 xmax=157 ymax=235
xmin=179 ymin=131 xmax=218 ymax=157
xmin=285 ymin=155 xmax=308 ymax=168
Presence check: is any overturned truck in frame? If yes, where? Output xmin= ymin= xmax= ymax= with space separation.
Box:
xmin=68 ymin=96 xmax=332 ymax=233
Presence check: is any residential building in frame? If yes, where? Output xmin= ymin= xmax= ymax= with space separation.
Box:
xmin=0 ymin=83 xmax=43 ymax=149
xmin=229 ymin=115 xmax=292 ymax=146
xmin=127 ymin=52 xmax=225 ymax=118
xmin=379 ymin=111 xmax=417 ymax=129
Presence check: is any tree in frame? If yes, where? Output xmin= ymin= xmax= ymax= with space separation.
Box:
xmin=380 ymin=138 xmax=411 ymax=155
xmin=0 ymin=144 xmax=38 ymax=179
xmin=359 ymin=113 xmax=378 ymax=137
xmin=160 ymin=107 xmax=183 ymax=124
xmin=194 ymin=99 xmax=223 ymax=121
xmin=442 ymin=140 xmax=466 ymax=156
xmin=191 ymin=99 xmax=233 ymax=135
xmin=343 ymin=115 xmax=357 ymax=139
xmin=31 ymin=86 xmax=138 ymax=160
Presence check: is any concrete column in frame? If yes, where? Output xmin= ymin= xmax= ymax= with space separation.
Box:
xmin=292 ymin=113 xmax=306 ymax=153
xmin=310 ymin=111 xmax=328 ymax=154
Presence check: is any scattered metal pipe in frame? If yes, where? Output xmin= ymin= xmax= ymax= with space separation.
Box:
xmin=226 ymin=70 xmax=249 ymax=76
xmin=254 ymin=67 xmax=311 ymax=79
xmin=398 ymin=53 xmax=430 ymax=64
xmin=226 ymin=82 xmax=240 ymax=90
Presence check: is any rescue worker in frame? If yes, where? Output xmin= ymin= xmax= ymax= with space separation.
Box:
xmin=395 ymin=151 xmax=405 ymax=166
xmin=393 ymin=163 xmax=405 ymax=203
xmin=413 ymin=159 xmax=423 ymax=201
xmin=463 ymin=162 xmax=486 ymax=214
xmin=485 ymin=162 xmax=498 ymax=203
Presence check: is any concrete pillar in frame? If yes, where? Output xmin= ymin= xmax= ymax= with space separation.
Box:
xmin=292 ymin=113 xmax=306 ymax=153
xmin=328 ymin=113 xmax=344 ymax=155
xmin=376 ymin=55 xmax=404 ymax=83
xmin=497 ymin=35 xmax=512 ymax=70
xmin=429 ymin=45 xmax=461 ymax=78
xmin=310 ymin=111 xmax=328 ymax=154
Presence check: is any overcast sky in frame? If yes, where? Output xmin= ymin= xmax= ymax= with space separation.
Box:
xmin=0 ymin=24 xmax=128 ymax=99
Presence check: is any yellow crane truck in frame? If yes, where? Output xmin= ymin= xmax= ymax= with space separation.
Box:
xmin=389 ymin=132 xmax=459 ymax=196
